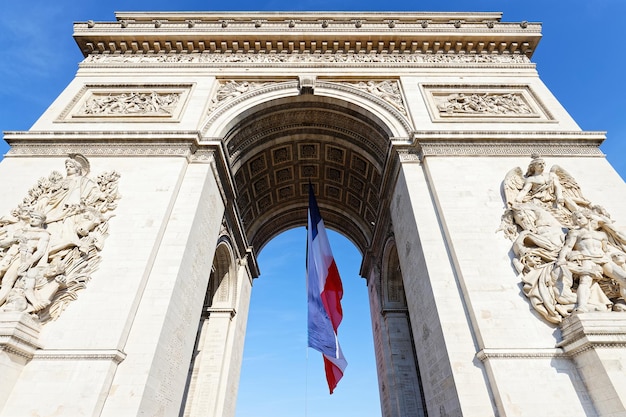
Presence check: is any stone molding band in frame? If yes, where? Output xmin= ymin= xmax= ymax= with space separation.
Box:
xmin=80 ymin=53 xmax=533 ymax=69
xmin=417 ymin=143 xmax=603 ymax=157
xmin=556 ymin=314 xmax=626 ymax=357
xmin=0 ymin=338 xmax=43 ymax=360
xmin=477 ymin=345 xmax=626 ymax=361
xmin=5 ymin=141 xmax=603 ymax=159
xmin=33 ymin=349 xmax=127 ymax=364
xmin=476 ymin=348 xmax=565 ymax=360
xmin=3 ymin=131 xmax=220 ymax=161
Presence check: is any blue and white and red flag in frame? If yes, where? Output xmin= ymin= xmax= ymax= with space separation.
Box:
xmin=307 ymin=183 xmax=347 ymax=394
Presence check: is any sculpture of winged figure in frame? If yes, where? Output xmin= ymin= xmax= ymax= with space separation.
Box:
xmin=207 ymin=80 xmax=268 ymax=113
xmin=499 ymin=154 xmax=626 ymax=324
xmin=356 ymin=80 xmax=407 ymax=115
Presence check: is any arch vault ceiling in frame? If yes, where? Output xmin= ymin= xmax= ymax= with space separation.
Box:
xmin=224 ymin=95 xmax=392 ymax=253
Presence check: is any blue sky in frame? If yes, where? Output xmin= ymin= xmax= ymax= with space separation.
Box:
xmin=1 ymin=1 xmax=625 ymax=416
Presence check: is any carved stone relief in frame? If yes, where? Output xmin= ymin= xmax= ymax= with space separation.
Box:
xmin=207 ymin=80 xmax=274 ymax=114
xmin=436 ymin=92 xmax=532 ymax=115
xmin=0 ymin=154 xmax=120 ymax=322
xmin=423 ymin=85 xmax=551 ymax=122
xmin=59 ymin=85 xmax=191 ymax=121
xmin=347 ymin=80 xmax=407 ymax=115
xmin=499 ymin=154 xmax=626 ymax=324
xmin=82 ymin=53 xmax=531 ymax=66
xmin=79 ymin=91 xmax=180 ymax=116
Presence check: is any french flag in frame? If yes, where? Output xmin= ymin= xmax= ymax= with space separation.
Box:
xmin=307 ymin=183 xmax=347 ymax=394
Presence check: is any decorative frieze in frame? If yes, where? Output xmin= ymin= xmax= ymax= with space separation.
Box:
xmin=6 ymin=144 xmax=193 ymax=157
xmin=80 ymin=91 xmax=180 ymax=116
xmin=58 ymin=84 xmax=191 ymax=122
xmin=436 ymin=92 xmax=532 ymax=116
xmin=81 ymin=52 xmax=531 ymax=67
xmin=422 ymin=85 xmax=552 ymax=122
xmin=416 ymin=143 xmax=603 ymax=157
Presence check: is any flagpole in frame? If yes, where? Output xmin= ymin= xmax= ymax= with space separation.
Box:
xmin=305 ymin=344 xmax=309 ymax=417
xmin=304 ymin=223 xmax=309 ymax=417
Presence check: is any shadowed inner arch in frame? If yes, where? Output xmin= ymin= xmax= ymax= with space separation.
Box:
xmin=223 ymin=95 xmax=393 ymax=254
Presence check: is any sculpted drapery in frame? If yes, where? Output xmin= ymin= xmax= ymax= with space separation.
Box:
xmin=500 ymin=154 xmax=626 ymax=324
xmin=0 ymin=154 xmax=120 ymax=322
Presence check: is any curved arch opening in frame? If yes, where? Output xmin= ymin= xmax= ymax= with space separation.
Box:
xmin=215 ymin=93 xmax=397 ymax=254
xmin=236 ymin=227 xmax=380 ymax=415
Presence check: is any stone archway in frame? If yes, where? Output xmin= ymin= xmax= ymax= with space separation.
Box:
xmin=195 ymin=85 xmax=417 ymax=417
xmin=4 ymin=11 xmax=626 ymax=417
xmin=203 ymin=79 xmax=410 ymax=253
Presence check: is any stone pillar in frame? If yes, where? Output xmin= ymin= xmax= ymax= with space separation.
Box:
xmin=182 ymin=256 xmax=253 ymax=417
xmin=0 ymin=154 xmax=227 ymax=416
xmin=367 ymin=244 xmax=426 ymax=417
xmin=222 ymin=259 xmax=253 ymax=417
xmin=558 ymin=313 xmax=626 ymax=416
xmin=366 ymin=268 xmax=395 ymax=416
xmin=381 ymin=310 xmax=425 ymax=417
xmin=389 ymin=160 xmax=496 ymax=416
xmin=186 ymin=309 xmax=236 ymax=416
xmin=99 ymin=160 xmax=226 ymax=417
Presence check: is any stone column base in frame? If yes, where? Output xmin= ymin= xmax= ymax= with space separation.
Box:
xmin=558 ymin=312 xmax=626 ymax=416
xmin=0 ymin=312 xmax=42 ymax=409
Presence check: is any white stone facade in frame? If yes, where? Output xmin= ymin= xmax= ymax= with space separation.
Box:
xmin=1 ymin=11 xmax=626 ymax=417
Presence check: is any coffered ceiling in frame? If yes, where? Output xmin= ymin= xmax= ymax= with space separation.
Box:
xmin=224 ymin=95 xmax=392 ymax=253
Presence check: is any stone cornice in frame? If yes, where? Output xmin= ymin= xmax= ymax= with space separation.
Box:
xmin=397 ymin=130 xmax=606 ymax=158
xmin=73 ymin=11 xmax=541 ymax=59
xmin=3 ymin=130 xmax=202 ymax=157
xmin=0 ymin=313 xmax=43 ymax=360
xmin=33 ymin=349 xmax=127 ymax=364
xmin=389 ymin=131 xmax=606 ymax=161
xmin=557 ymin=312 xmax=626 ymax=357
xmin=476 ymin=348 xmax=565 ymax=361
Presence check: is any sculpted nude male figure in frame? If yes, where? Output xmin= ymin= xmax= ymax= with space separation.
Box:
xmin=0 ymin=212 xmax=51 ymax=307
xmin=557 ymin=211 xmax=626 ymax=312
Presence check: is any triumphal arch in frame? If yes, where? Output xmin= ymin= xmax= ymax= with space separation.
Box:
xmin=1 ymin=11 xmax=626 ymax=417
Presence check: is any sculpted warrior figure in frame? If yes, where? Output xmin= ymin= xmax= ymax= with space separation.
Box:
xmin=500 ymin=155 xmax=626 ymax=324
xmin=45 ymin=155 xmax=100 ymax=222
xmin=0 ymin=154 xmax=120 ymax=321
xmin=0 ymin=212 xmax=51 ymax=308
xmin=556 ymin=211 xmax=626 ymax=312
